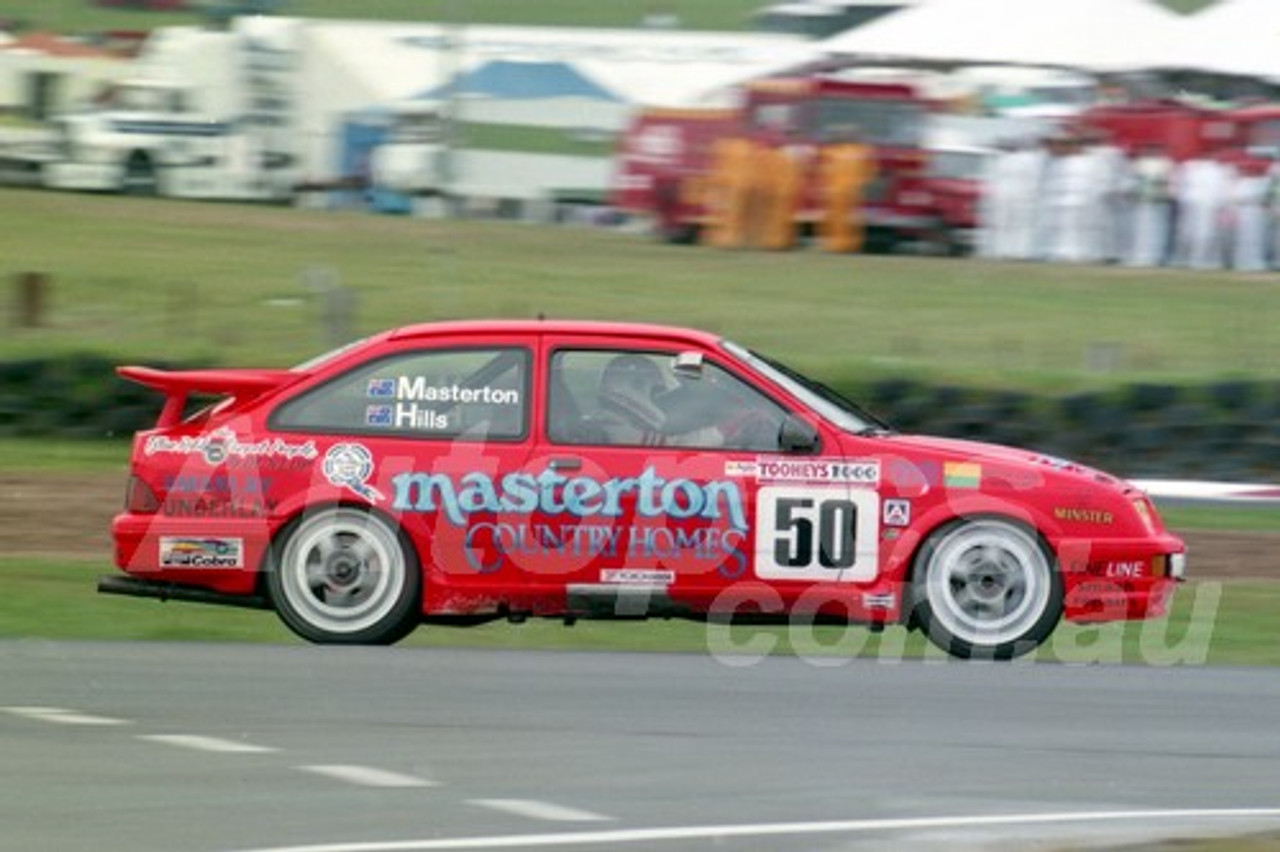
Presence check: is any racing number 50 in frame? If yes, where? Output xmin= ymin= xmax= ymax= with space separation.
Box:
xmin=755 ymin=486 xmax=879 ymax=582
xmin=773 ymin=496 xmax=857 ymax=569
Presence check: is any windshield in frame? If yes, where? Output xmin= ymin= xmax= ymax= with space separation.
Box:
xmin=812 ymin=97 xmax=927 ymax=147
xmin=928 ymin=149 xmax=988 ymax=181
xmin=1248 ymin=118 xmax=1280 ymax=149
xmin=722 ymin=339 xmax=891 ymax=435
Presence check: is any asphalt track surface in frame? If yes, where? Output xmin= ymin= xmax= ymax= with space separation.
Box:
xmin=4 ymin=640 xmax=1280 ymax=852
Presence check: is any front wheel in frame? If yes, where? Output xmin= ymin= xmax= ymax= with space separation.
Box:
xmin=911 ymin=518 xmax=1062 ymax=660
xmin=268 ymin=507 xmax=420 ymax=644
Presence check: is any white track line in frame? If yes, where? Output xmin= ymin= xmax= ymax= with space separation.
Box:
xmin=138 ymin=734 xmax=279 ymax=754
xmin=468 ymin=799 xmax=611 ymax=823
xmin=2 ymin=706 xmax=129 ymax=726
xmin=298 ymin=765 xmax=436 ymax=788
xmin=221 ymin=808 xmax=1280 ymax=852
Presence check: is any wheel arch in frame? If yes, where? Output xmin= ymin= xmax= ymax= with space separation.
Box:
xmin=900 ymin=508 xmax=1059 ymax=631
xmin=903 ymin=509 xmax=1057 ymax=586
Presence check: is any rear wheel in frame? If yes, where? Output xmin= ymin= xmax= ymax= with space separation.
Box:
xmin=911 ymin=518 xmax=1062 ymax=659
xmin=268 ymin=507 xmax=420 ymax=644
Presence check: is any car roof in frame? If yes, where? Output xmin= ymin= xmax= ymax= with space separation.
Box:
xmin=387 ymin=318 xmax=724 ymax=349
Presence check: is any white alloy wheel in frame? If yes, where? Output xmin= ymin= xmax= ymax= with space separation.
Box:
xmin=913 ymin=518 xmax=1062 ymax=659
xmin=269 ymin=508 xmax=419 ymax=644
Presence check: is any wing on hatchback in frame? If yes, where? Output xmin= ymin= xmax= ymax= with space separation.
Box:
xmin=118 ymin=366 xmax=304 ymax=428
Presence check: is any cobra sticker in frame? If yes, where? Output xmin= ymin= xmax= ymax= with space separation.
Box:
xmin=159 ymin=537 xmax=244 ymax=568
xmin=754 ymin=486 xmax=880 ymax=582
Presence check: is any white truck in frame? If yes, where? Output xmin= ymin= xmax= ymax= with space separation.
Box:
xmin=42 ymin=22 xmax=297 ymax=201
xmin=44 ymin=80 xmax=289 ymax=199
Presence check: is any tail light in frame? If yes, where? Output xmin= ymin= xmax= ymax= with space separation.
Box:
xmin=125 ymin=475 xmax=160 ymax=514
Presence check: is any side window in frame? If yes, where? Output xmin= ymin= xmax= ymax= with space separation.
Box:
xmin=548 ymin=349 xmax=787 ymax=451
xmin=273 ymin=347 xmax=529 ymax=440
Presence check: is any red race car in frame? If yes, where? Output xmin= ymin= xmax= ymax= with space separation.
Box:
xmin=104 ymin=320 xmax=1185 ymax=659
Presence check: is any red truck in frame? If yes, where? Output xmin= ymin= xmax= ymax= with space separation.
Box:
xmin=1074 ymin=99 xmax=1245 ymax=161
xmin=1076 ymin=98 xmax=1279 ymax=165
xmin=611 ymin=75 xmax=978 ymax=254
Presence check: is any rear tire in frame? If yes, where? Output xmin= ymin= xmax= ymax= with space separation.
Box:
xmin=911 ymin=518 xmax=1062 ymax=660
xmin=268 ymin=507 xmax=420 ymax=644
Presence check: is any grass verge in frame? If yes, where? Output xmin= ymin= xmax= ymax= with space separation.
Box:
xmin=2 ymin=190 xmax=1276 ymax=394
xmin=2 ymin=558 xmax=1273 ymax=666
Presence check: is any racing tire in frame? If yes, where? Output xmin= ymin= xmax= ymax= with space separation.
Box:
xmin=910 ymin=517 xmax=1062 ymax=660
xmin=267 ymin=507 xmax=421 ymax=645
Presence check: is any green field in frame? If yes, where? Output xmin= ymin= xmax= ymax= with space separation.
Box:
xmin=0 ymin=0 xmax=1219 ymax=35
xmin=0 ymin=557 xmax=1271 ymax=665
xmin=0 ymin=168 xmax=1274 ymax=664
xmin=2 ymin=189 xmax=1276 ymax=394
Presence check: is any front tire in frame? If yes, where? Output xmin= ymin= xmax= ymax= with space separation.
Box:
xmin=911 ymin=518 xmax=1062 ymax=660
xmin=268 ymin=507 xmax=420 ymax=644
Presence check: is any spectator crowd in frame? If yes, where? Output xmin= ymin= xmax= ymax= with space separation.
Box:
xmin=979 ymin=130 xmax=1280 ymax=272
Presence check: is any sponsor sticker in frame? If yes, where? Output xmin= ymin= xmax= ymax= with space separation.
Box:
xmin=754 ymin=457 xmax=880 ymax=487
xmin=600 ymin=569 xmax=676 ymax=585
xmin=724 ymin=460 xmax=758 ymax=478
xmin=1100 ymin=560 xmax=1146 ymax=578
xmin=1054 ymin=507 xmax=1114 ymax=525
xmin=159 ymin=537 xmax=244 ymax=568
xmin=861 ymin=592 xmax=896 ymax=610
xmin=882 ymin=498 xmax=911 ymax=527
xmin=322 ymin=443 xmax=385 ymax=503
xmin=144 ymin=427 xmax=317 ymax=467
xmin=943 ymin=461 xmax=982 ymax=489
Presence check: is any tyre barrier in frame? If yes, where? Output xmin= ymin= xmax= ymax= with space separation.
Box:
xmin=0 ymin=357 xmax=1274 ymax=484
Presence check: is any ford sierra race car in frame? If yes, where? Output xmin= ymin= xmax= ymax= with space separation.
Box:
xmin=103 ymin=320 xmax=1186 ymax=659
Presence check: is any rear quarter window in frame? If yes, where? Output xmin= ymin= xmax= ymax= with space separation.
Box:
xmin=271 ymin=347 xmax=530 ymax=441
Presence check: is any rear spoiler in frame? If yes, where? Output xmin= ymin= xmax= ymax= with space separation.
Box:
xmin=117 ymin=366 xmax=303 ymax=429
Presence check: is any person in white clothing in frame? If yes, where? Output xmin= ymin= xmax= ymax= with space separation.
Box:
xmin=1005 ymin=136 xmax=1048 ymax=260
xmin=1172 ymin=153 xmax=1231 ymax=270
xmin=978 ymin=140 xmax=1014 ymax=259
xmin=1229 ymin=158 xmax=1271 ymax=272
xmin=1269 ymin=158 xmax=1280 ymax=270
xmin=1043 ymin=133 xmax=1096 ymax=264
xmin=1084 ymin=129 xmax=1130 ymax=263
xmin=1125 ymin=143 xmax=1174 ymax=267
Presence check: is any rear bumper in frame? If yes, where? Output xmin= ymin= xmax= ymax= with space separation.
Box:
xmin=111 ymin=511 xmax=274 ymax=597
xmin=98 ymin=574 xmax=270 ymax=609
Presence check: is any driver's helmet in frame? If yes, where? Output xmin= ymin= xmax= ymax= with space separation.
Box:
xmin=599 ymin=354 xmax=666 ymax=430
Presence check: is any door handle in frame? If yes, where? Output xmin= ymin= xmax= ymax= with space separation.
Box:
xmin=548 ymin=457 xmax=582 ymax=471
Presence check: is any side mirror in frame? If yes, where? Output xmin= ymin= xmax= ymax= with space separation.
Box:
xmin=778 ymin=415 xmax=820 ymax=454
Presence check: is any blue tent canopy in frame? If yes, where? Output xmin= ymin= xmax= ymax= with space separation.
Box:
xmin=421 ymin=60 xmax=622 ymax=102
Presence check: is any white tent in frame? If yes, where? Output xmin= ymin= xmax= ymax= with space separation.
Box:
xmin=1160 ymin=0 xmax=1280 ymax=83
xmin=293 ymin=22 xmax=818 ymax=182
xmin=818 ymin=0 xmax=1184 ymax=72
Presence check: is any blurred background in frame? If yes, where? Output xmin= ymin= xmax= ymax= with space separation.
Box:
xmin=0 ymin=0 xmax=1275 ymax=483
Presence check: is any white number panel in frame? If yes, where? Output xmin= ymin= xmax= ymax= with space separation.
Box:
xmin=754 ymin=486 xmax=880 ymax=582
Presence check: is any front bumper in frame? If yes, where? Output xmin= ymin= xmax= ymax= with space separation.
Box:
xmin=1059 ymin=534 xmax=1187 ymax=622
